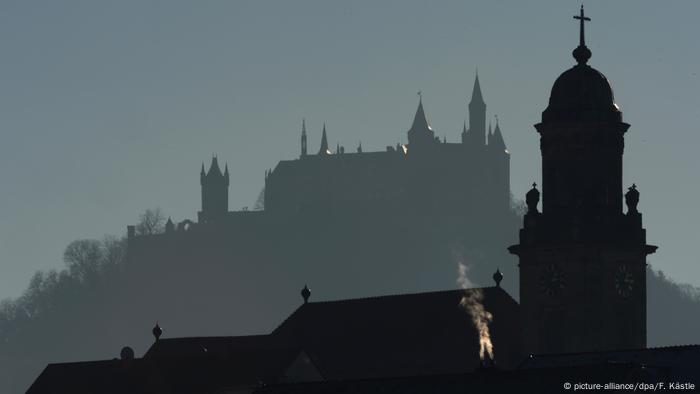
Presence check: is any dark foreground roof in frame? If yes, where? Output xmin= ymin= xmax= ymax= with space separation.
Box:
xmin=270 ymin=287 xmax=522 ymax=377
xmin=520 ymin=344 xmax=700 ymax=380
xmin=27 ymin=287 xmax=522 ymax=393
xmin=253 ymin=363 xmax=676 ymax=394
xmin=26 ymin=346 xmax=313 ymax=394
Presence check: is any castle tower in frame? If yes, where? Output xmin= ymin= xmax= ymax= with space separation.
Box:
xmin=301 ymin=118 xmax=308 ymax=157
xmin=198 ymin=156 xmax=229 ymax=223
xmin=406 ymin=94 xmax=436 ymax=151
xmin=509 ymin=7 xmax=656 ymax=355
xmin=466 ymin=73 xmax=486 ymax=146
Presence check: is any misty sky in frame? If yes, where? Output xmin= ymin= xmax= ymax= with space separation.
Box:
xmin=0 ymin=1 xmax=699 ymax=300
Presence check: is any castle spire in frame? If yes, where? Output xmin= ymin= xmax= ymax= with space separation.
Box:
xmin=470 ymin=72 xmax=485 ymax=106
xmin=411 ymin=96 xmax=430 ymax=132
xmin=461 ymin=120 xmax=467 ymax=143
xmin=490 ymin=117 xmax=506 ymax=152
xmin=301 ymin=118 xmax=308 ymax=157
xmin=467 ymin=72 xmax=486 ymax=146
xmin=208 ymin=156 xmax=223 ymax=177
xmin=318 ymin=123 xmax=330 ymax=155
xmin=487 ymin=121 xmax=493 ymax=145
xmin=407 ymin=93 xmax=435 ymax=148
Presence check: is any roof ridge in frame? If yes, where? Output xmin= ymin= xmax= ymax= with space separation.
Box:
xmin=305 ymin=286 xmax=500 ymax=305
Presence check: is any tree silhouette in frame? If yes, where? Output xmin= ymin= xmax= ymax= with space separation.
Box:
xmin=135 ymin=208 xmax=165 ymax=235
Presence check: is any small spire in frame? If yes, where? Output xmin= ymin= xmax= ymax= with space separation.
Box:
xmin=318 ymin=123 xmax=330 ymax=155
xmin=224 ymin=163 xmax=229 ymax=178
xmin=357 ymin=141 xmax=363 ymax=153
xmin=470 ymin=72 xmax=485 ymax=105
xmin=301 ymin=285 xmax=311 ymax=304
xmin=410 ymin=96 xmax=432 ymax=132
xmin=301 ymin=118 xmax=308 ymax=157
xmin=200 ymin=163 xmax=205 ymax=176
xmin=490 ymin=117 xmax=507 ymax=152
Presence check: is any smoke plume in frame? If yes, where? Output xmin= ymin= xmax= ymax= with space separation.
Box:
xmin=457 ymin=263 xmax=494 ymax=361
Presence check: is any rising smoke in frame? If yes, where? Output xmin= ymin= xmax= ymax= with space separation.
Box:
xmin=457 ymin=263 xmax=494 ymax=361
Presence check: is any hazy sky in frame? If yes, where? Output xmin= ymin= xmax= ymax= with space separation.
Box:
xmin=0 ymin=1 xmax=698 ymax=299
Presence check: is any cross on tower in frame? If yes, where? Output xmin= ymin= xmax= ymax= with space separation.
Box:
xmin=573 ymin=5 xmax=591 ymax=47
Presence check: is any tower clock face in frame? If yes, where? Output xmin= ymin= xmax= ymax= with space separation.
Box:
xmin=614 ymin=264 xmax=634 ymax=298
xmin=540 ymin=264 xmax=565 ymax=296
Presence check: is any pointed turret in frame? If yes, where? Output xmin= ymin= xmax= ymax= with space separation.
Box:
xmin=467 ymin=73 xmax=487 ymax=146
xmin=461 ymin=121 xmax=468 ymax=143
xmin=470 ymin=72 xmax=485 ymax=106
xmin=490 ymin=119 xmax=507 ymax=152
xmin=318 ymin=123 xmax=330 ymax=155
xmin=224 ymin=163 xmax=230 ymax=180
xmin=208 ymin=156 xmax=223 ymax=177
xmin=357 ymin=141 xmax=363 ymax=153
xmin=407 ymin=95 xmax=435 ymax=149
xmin=301 ymin=118 xmax=308 ymax=157
xmin=165 ymin=217 xmax=175 ymax=233
xmin=487 ymin=122 xmax=493 ymax=145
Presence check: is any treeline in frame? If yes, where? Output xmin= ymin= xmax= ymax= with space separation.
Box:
xmin=0 ymin=208 xmax=165 ymax=394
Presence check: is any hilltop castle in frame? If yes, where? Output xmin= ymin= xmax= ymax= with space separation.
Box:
xmin=191 ymin=74 xmax=509 ymax=227
xmin=122 ymin=75 xmax=519 ymax=315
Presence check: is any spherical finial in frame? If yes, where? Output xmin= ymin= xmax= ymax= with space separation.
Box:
xmin=120 ymin=346 xmax=135 ymax=360
xmin=572 ymin=45 xmax=592 ymax=65
xmin=152 ymin=322 xmax=162 ymax=342
xmin=625 ymin=183 xmax=640 ymax=214
xmin=493 ymin=268 xmax=503 ymax=287
xmin=301 ymin=285 xmax=311 ymax=304
xmin=526 ymin=183 xmax=540 ymax=214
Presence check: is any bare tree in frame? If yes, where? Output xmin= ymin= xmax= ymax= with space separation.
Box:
xmin=63 ymin=240 xmax=103 ymax=282
xmin=135 ymin=208 xmax=166 ymax=235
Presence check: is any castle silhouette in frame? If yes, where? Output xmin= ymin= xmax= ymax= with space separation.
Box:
xmin=154 ymin=71 xmax=510 ymax=231
xmin=27 ymin=7 xmax=699 ymax=394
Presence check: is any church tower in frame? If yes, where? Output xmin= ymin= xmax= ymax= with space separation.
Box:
xmin=509 ymin=7 xmax=656 ymax=355
xmin=198 ymin=156 xmax=229 ymax=223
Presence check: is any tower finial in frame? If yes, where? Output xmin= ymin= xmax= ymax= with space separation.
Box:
xmin=572 ymin=5 xmax=592 ymax=64
xmin=152 ymin=322 xmax=162 ymax=342
xmin=301 ymin=285 xmax=311 ymax=304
